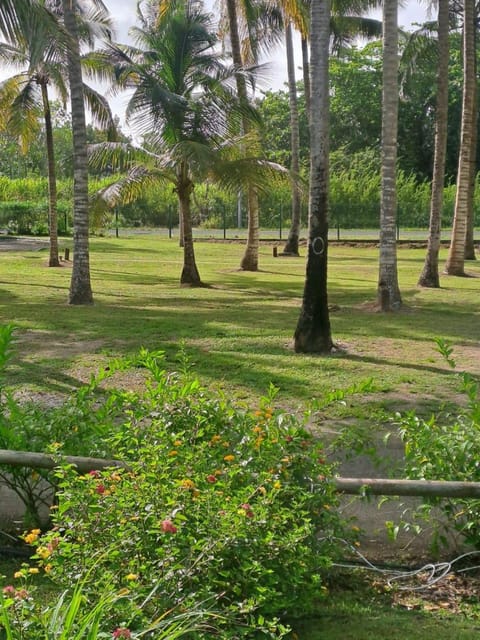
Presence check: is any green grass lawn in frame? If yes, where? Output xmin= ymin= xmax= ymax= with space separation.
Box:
xmin=3 ymin=235 xmax=479 ymax=418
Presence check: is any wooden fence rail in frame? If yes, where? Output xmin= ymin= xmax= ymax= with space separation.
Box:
xmin=1 ymin=449 xmax=480 ymax=498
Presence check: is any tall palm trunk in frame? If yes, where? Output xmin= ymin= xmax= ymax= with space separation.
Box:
xmin=63 ymin=0 xmax=93 ymax=304
xmin=40 ymin=81 xmax=60 ymax=268
xmin=465 ymin=27 xmax=477 ymax=262
xmin=445 ymin=0 xmax=475 ymax=276
xmin=378 ymin=0 xmax=401 ymax=310
xmin=418 ymin=0 xmax=449 ymax=288
xmin=294 ymin=0 xmax=332 ymax=353
xmin=177 ymin=167 xmax=201 ymax=286
xmin=282 ymin=21 xmax=302 ymax=256
xmin=301 ymin=36 xmax=310 ymax=118
xmin=225 ymin=0 xmax=259 ymax=272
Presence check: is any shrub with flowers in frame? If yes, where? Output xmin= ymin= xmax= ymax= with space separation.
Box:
xmin=15 ymin=349 xmax=354 ymax=637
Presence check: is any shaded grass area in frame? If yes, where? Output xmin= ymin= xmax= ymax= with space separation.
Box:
xmin=1 ymin=236 xmax=479 ymax=419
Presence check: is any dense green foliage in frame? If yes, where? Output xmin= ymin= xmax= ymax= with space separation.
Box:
xmin=1 ymin=165 xmax=479 ymax=232
xmin=0 ymin=326 xmax=355 ymax=637
xmin=396 ymin=341 xmax=480 ymax=551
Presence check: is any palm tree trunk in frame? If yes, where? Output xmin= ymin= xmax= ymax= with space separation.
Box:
xmin=282 ymin=21 xmax=302 ymax=257
xmin=418 ymin=0 xmax=449 ymax=288
xmin=177 ymin=172 xmax=201 ymax=286
xmin=40 ymin=82 xmax=60 ymax=268
xmin=225 ymin=0 xmax=259 ymax=272
xmin=465 ymin=33 xmax=477 ymax=262
xmin=294 ymin=0 xmax=332 ymax=354
xmin=445 ymin=0 xmax=475 ymax=276
xmin=63 ymin=0 xmax=93 ymax=304
xmin=301 ymin=36 xmax=311 ymax=119
xmin=378 ymin=0 xmax=401 ymax=310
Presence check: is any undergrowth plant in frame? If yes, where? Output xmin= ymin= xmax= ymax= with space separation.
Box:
xmin=392 ymin=339 xmax=480 ymax=551
xmin=11 ymin=348 xmax=357 ymax=637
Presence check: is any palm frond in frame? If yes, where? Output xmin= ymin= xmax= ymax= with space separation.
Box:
xmin=8 ymin=79 xmax=42 ymax=151
xmin=82 ymin=83 xmax=118 ymax=140
xmin=330 ymin=16 xmax=382 ymax=52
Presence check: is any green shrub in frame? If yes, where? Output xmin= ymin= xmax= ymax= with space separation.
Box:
xmin=17 ymin=350 xmax=352 ymax=636
xmin=394 ymin=340 xmax=480 ymax=551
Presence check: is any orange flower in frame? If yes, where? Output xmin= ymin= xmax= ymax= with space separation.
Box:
xmin=223 ymin=454 xmax=235 ymax=462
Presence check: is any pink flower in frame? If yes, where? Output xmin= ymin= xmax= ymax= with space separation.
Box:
xmin=95 ymin=484 xmax=106 ymax=494
xmin=240 ymin=503 xmax=254 ymax=518
xmin=206 ymin=474 xmax=217 ymax=483
xmin=161 ymin=519 xmax=178 ymax=534
xmin=2 ymin=586 xmax=15 ymax=596
xmin=89 ymin=470 xmax=101 ymax=478
xmin=112 ymin=629 xmax=132 ymax=639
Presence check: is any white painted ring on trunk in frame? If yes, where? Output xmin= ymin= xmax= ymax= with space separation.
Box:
xmin=311 ymin=237 xmax=325 ymax=255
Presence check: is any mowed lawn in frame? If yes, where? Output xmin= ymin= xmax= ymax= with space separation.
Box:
xmin=1 ymin=235 xmax=479 ymax=420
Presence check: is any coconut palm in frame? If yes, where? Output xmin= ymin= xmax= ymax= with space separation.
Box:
xmin=294 ymin=0 xmax=333 ymax=353
xmin=445 ymin=0 xmax=476 ymax=276
xmin=221 ymin=0 xmax=283 ymax=271
xmin=377 ymin=0 xmax=401 ymax=310
xmin=418 ymin=0 xmax=450 ymax=287
xmin=0 ymin=1 xmax=115 ymax=268
xmin=281 ymin=0 xmax=382 ymax=257
xmin=89 ymin=0 xmax=282 ymax=286
xmin=59 ymin=0 xmax=112 ymax=304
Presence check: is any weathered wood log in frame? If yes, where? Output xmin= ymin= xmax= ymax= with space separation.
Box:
xmin=334 ymin=477 xmax=480 ymax=498
xmin=2 ymin=450 xmax=480 ymax=498
xmin=0 ymin=449 xmax=127 ymax=473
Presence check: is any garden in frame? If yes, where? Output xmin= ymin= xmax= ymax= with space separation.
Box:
xmin=0 ymin=236 xmax=479 ymax=638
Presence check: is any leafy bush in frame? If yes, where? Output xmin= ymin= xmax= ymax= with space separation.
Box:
xmin=0 ymin=326 xmax=356 ymax=636
xmin=395 ymin=340 xmax=480 ymax=550
xmin=12 ymin=351 xmax=350 ymax=636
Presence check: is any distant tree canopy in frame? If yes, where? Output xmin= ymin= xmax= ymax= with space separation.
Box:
xmin=257 ymin=36 xmax=478 ymax=183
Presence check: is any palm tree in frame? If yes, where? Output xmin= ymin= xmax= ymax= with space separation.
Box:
xmin=0 ymin=2 xmax=115 ymax=268
xmin=445 ymin=0 xmax=476 ymax=276
xmin=280 ymin=18 xmax=304 ymax=256
xmin=222 ymin=0 xmax=282 ymax=271
xmin=61 ymin=0 xmax=112 ymax=304
xmin=418 ymin=0 xmax=450 ymax=288
xmin=294 ymin=0 xmax=333 ymax=353
xmin=377 ymin=0 xmax=401 ymax=310
xmin=89 ymin=0 xmax=281 ymax=287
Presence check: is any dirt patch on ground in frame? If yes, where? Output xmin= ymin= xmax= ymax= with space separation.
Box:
xmin=0 ymin=237 xmax=49 ymax=251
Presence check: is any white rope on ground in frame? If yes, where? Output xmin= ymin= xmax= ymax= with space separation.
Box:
xmin=322 ymin=537 xmax=480 ymax=591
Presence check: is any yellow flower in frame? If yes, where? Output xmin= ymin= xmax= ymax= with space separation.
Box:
xmin=237 ymin=509 xmax=247 ymax=516
xmin=14 ymin=571 xmax=23 ymax=579
xmin=168 ymin=450 xmax=178 ymax=457
xmin=180 ymin=479 xmax=195 ymax=490
xmin=223 ymin=454 xmax=235 ymax=462
xmin=255 ymin=437 xmax=264 ymax=448
xmin=174 ymin=439 xmax=182 ymax=446
xmin=253 ymin=410 xmax=263 ymax=417
xmin=44 ymin=564 xmax=52 ymax=574
xmin=28 ymin=568 xmax=39 ymax=575
xmin=126 ymin=573 xmax=138 ymax=581
xmin=24 ymin=529 xmax=41 ymax=545
xmin=210 ymin=435 xmax=222 ymax=443
xmin=273 ymin=480 xmax=282 ymax=490
xmin=36 ymin=547 xmax=51 ymax=560
xmin=258 ymin=486 xmax=267 ymax=495
xmin=252 ymin=426 xmax=263 ymax=434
